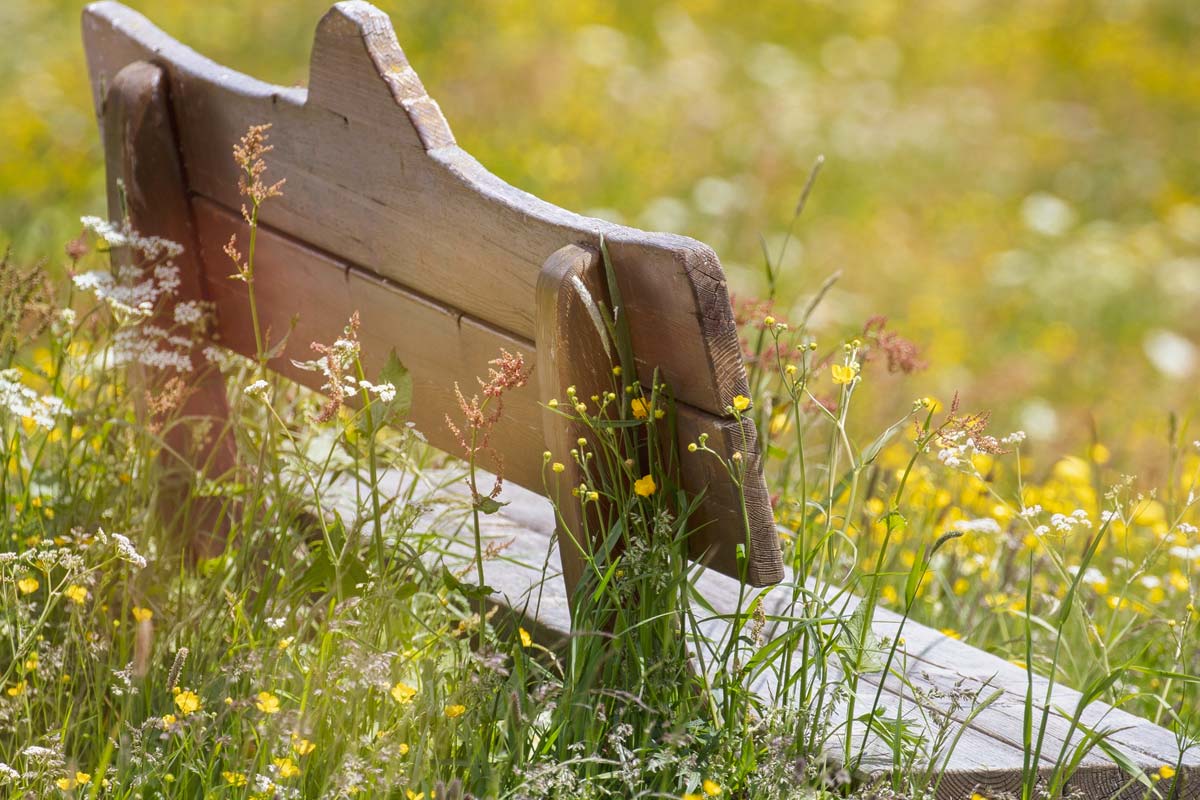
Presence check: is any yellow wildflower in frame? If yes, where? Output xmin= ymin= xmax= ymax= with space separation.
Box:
xmin=292 ymin=736 xmax=316 ymax=756
xmin=65 ymin=585 xmax=88 ymax=605
xmin=703 ymin=779 xmax=723 ymax=795
xmin=831 ymin=363 xmax=857 ymax=385
xmin=399 ymin=743 xmax=410 ymax=755
xmin=278 ymin=637 xmax=294 ymax=651
xmin=391 ymin=682 xmax=417 ymax=703
xmin=1159 ymin=765 xmax=1176 ymax=780
xmin=407 ymin=791 xmax=425 ymax=800
xmin=683 ymin=794 xmax=704 ymax=800
xmin=551 ymin=462 xmax=565 ymax=473
xmin=223 ymin=771 xmax=248 ymax=787
xmin=630 ymin=397 xmax=648 ymax=419
xmin=132 ymin=606 xmax=153 ymax=623
xmin=17 ymin=576 xmax=39 ymax=595
xmin=6 ymin=681 xmax=26 ymax=697
xmin=633 ymin=474 xmax=657 ymax=497
xmin=175 ymin=690 xmax=202 ymax=716
xmin=256 ymin=691 xmax=281 ymax=714
xmin=273 ymin=757 xmax=300 ymax=778
xmin=444 ymin=704 xmax=466 ymax=718
xmin=731 ymin=394 xmax=751 ymax=412
xmin=161 ymin=714 xmax=177 ymax=726
xmin=519 ymin=627 xmax=532 ymax=648
xmin=56 ymin=772 xmax=91 ymax=790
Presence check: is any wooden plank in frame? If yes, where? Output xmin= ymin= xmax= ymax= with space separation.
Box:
xmin=82 ymin=0 xmax=782 ymax=587
xmin=396 ymin=476 xmax=1198 ymax=799
xmin=79 ymin=0 xmax=748 ymax=419
xmin=100 ymin=61 xmax=236 ymax=559
xmin=190 ymin=199 xmax=781 ymax=583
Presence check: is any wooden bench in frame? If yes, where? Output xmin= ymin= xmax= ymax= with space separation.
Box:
xmin=81 ymin=3 xmax=1198 ymax=797
xmin=82 ymin=0 xmax=782 ymax=600
xmin=387 ymin=472 xmax=1200 ymax=800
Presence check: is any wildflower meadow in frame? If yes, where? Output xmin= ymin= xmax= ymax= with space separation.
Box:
xmin=1 ymin=1 xmax=1198 ymax=799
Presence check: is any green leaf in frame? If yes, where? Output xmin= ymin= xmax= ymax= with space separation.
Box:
xmin=442 ymin=568 xmax=494 ymax=600
xmin=838 ymin=602 xmax=887 ymax=674
xmin=379 ymin=350 xmax=413 ymax=420
xmin=475 ymin=496 xmax=509 ymax=515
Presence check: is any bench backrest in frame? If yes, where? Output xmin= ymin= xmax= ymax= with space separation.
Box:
xmin=82 ymin=0 xmax=782 ymax=589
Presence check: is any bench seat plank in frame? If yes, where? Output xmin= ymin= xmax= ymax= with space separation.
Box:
xmin=395 ymin=474 xmax=1198 ymax=800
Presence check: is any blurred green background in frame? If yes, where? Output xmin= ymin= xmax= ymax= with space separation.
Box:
xmin=3 ymin=0 xmax=1199 ymax=460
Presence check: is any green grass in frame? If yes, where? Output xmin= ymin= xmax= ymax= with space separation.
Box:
xmin=1 ymin=124 xmax=1196 ymax=799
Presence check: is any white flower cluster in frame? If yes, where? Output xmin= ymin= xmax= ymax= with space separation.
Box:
xmin=1050 ymin=509 xmax=1090 ymax=532
xmin=350 ymin=378 xmax=397 ymax=403
xmin=1168 ymin=543 xmax=1200 ymax=562
xmin=956 ymin=517 xmax=1002 ymax=534
xmin=73 ymin=263 xmax=182 ymax=319
xmin=80 ymin=216 xmax=183 ymax=260
xmin=97 ymin=528 xmax=147 ymax=569
xmin=19 ymin=745 xmax=61 ymax=765
xmin=292 ymin=335 xmax=363 ymax=397
xmin=112 ymin=326 xmax=193 ymax=372
xmin=173 ymin=299 xmax=204 ymax=326
xmin=1067 ymin=565 xmax=1107 ymax=588
xmin=0 ymin=368 xmax=70 ymax=430
xmin=244 ymin=380 xmax=270 ymax=401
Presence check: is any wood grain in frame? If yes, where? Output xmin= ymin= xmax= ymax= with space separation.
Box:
xmin=189 ymin=200 xmax=781 ymax=583
xmin=100 ymin=61 xmax=236 ymax=558
xmin=80 ymin=0 xmax=748 ymax=417
xmin=417 ymin=478 xmax=1197 ymax=799
xmin=82 ymin=0 xmax=782 ymax=586
xmin=535 ymin=244 xmax=615 ymax=602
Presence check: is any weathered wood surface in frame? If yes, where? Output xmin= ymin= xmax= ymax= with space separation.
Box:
xmin=100 ymin=61 xmax=236 ymax=559
xmin=81 ymin=0 xmax=782 ymax=587
xmin=400 ymin=475 xmax=1199 ymax=800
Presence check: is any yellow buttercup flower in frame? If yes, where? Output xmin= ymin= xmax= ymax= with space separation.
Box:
xmin=223 ymin=771 xmax=248 ymax=787
xmin=6 ymin=681 xmax=26 ymax=697
xmin=291 ymin=735 xmax=316 ymax=756
xmin=174 ymin=690 xmax=202 ymax=716
xmin=519 ymin=627 xmax=532 ymax=647
xmin=702 ymin=779 xmax=722 ymax=795
xmin=1159 ymin=765 xmax=1176 ymax=780
xmin=256 ymin=691 xmax=281 ymax=714
xmin=17 ymin=576 xmax=39 ymax=595
xmin=399 ymin=743 xmax=410 ymax=756
xmin=132 ymin=606 xmax=153 ymax=623
xmin=731 ymin=394 xmax=751 ymax=412
xmin=65 ymin=585 xmax=88 ymax=605
xmin=391 ymin=682 xmax=417 ymax=704
xmin=630 ymin=397 xmax=648 ymax=419
xmin=273 ymin=757 xmax=300 ymax=778
xmin=831 ymin=363 xmax=857 ymax=385
xmin=634 ymin=475 xmax=657 ymax=497
xmin=444 ymin=704 xmax=466 ymax=718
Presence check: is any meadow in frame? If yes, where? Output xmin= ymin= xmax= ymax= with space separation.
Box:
xmin=1 ymin=0 xmax=1198 ymax=797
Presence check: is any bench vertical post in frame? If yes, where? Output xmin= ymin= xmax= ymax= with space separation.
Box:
xmin=535 ymin=244 xmax=618 ymax=608
xmin=100 ymin=61 xmax=236 ymax=559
